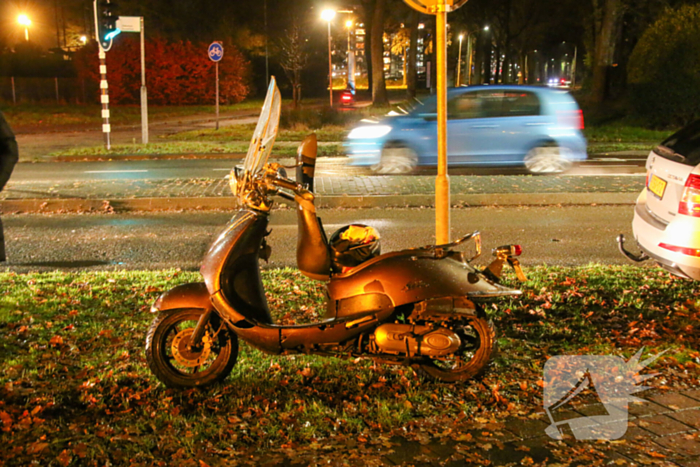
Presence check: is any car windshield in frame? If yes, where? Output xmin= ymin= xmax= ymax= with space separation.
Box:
xmin=658 ymin=120 xmax=700 ymax=166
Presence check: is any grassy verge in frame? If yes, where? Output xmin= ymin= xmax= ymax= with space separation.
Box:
xmin=1 ymin=101 xmax=266 ymax=130
xmin=49 ymin=142 xmax=344 ymax=159
xmin=583 ymin=124 xmax=673 ymax=143
xmin=0 ymin=266 xmax=698 ymax=465
xmin=161 ymin=124 xmax=348 ymax=143
xmin=587 ymin=141 xmax=655 ymax=154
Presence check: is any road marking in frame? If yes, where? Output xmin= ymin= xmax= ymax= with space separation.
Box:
xmin=84 ymin=170 xmax=149 ymax=173
xmin=592 ymin=158 xmax=648 ymax=162
xmin=565 ymin=173 xmax=645 ymax=177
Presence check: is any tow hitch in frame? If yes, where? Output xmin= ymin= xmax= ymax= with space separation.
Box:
xmin=617 ymin=234 xmax=649 ymax=263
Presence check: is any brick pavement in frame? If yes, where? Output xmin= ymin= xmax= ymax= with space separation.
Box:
xmin=376 ymin=389 xmax=700 ymax=465
xmin=0 ymin=173 xmax=644 ymax=211
xmin=1 ymin=174 xmax=644 ymax=201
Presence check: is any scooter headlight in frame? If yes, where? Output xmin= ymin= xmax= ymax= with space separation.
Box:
xmin=347 ymin=125 xmax=392 ymax=140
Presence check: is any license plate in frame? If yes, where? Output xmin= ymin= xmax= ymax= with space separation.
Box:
xmin=648 ymin=174 xmax=667 ymax=199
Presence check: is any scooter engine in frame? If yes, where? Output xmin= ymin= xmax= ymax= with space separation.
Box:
xmin=371 ymin=324 xmax=461 ymax=357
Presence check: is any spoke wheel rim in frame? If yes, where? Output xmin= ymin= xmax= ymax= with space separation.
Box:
xmin=373 ymin=146 xmax=417 ymax=174
xmin=524 ymin=146 xmax=571 ymax=174
xmin=161 ymin=317 xmax=225 ymax=377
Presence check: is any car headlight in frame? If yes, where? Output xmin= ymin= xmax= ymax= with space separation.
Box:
xmin=348 ymin=125 xmax=392 ymax=140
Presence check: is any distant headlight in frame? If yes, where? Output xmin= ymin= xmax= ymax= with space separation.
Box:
xmin=348 ymin=125 xmax=392 ymax=140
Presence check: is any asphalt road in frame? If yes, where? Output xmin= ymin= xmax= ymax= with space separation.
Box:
xmin=2 ymin=205 xmax=638 ymax=273
xmin=10 ymin=153 xmax=646 ymax=183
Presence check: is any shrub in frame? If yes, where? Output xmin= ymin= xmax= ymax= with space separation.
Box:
xmin=74 ymin=37 xmax=250 ymax=105
xmin=627 ymin=5 xmax=700 ymax=127
xmin=279 ymin=107 xmax=361 ymax=129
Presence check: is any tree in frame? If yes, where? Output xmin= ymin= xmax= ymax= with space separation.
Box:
xmin=74 ymin=37 xmax=250 ymax=105
xmin=279 ymin=19 xmax=308 ymax=108
xmin=390 ymin=27 xmax=410 ymax=86
xmin=590 ymin=0 xmax=623 ymax=103
xmin=360 ymin=0 xmax=389 ymax=106
xmin=628 ymin=4 xmax=700 ymax=126
xmin=405 ymin=9 xmax=420 ymax=99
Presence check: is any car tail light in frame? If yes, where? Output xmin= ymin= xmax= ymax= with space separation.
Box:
xmin=341 ymin=93 xmax=352 ymax=102
xmin=678 ymin=174 xmax=700 ymax=217
xmin=658 ymin=243 xmax=700 ymax=257
xmin=646 ymin=170 xmax=652 ymax=188
xmin=556 ymin=110 xmax=584 ymax=130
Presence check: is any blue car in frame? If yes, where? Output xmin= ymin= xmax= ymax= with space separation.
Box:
xmin=346 ymin=85 xmax=587 ymax=174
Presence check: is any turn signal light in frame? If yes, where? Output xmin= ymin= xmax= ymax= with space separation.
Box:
xmin=659 ymin=242 xmax=700 ymax=257
xmin=493 ymin=245 xmax=522 ymax=257
xmin=679 ymin=174 xmax=700 ymax=217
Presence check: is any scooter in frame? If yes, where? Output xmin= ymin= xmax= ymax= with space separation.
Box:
xmin=145 ymin=78 xmax=527 ymax=388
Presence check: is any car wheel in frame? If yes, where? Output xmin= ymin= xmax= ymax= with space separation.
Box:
xmin=372 ymin=145 xmax=418 ymax=174
xmin=524 ymin=145 xmax=572 ymax=174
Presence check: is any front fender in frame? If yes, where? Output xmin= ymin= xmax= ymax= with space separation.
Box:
xmin=150 ymin=282 xmax=213 ymax=313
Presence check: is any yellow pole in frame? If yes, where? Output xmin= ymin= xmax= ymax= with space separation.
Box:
xmin=456 ymin=36 xmax=463 ymax=87
xmin=435 ymin=1 xmax=450 ymax=245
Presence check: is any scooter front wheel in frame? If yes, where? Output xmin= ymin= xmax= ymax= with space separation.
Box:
xmin=145 ymin=308 xmax=238 ymax=389
xmin=414 ymin=316 xmax=496 ymax=383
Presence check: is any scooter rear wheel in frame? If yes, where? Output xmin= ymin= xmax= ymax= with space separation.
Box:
xmin=145 ymin=308 xmax=238 ymax=389
xmin=414 ymin=316 xmax=496 ymax=383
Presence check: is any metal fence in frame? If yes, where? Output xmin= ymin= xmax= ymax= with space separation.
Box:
xmin=0 ymin=76 xmax=97 ymax=104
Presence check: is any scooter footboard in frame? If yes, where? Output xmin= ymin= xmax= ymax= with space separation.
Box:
xmin=150 ymin=282 xmax=213 ymax=313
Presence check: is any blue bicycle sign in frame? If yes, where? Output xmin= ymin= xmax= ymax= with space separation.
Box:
xmin=208 ymin=42 xmax=224 ymax=62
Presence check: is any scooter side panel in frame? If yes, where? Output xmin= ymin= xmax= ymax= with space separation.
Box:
xmin=279 ymin=307 xmax=394 ymax=351
xmin=328 ymin=252 xmax=516 ymax=307
xmin=201 ymin=209 xmax=273 ymax=324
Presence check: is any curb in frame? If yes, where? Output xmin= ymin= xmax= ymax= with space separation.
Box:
xmin=0 ymin=192 xmax=638 ymax=213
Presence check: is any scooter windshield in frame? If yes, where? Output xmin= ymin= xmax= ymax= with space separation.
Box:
xmin=243 ymin=77 xmax=281 ymax=176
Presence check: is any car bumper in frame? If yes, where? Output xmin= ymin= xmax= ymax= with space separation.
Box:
xmin=632 ymin=189 xmax=700 ymax=280
xmin=345 ymin=140 xmax=382 ymax=166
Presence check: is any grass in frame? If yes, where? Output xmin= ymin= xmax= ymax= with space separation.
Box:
xmin=162 ymin=124 xmax=349 ymax=143
xmin=49 ymin=141 xmax=344 ymax=159
xmin=583 ymin=124 xmax=674 ymax=144
xmin=0 ymin=265 xmax=698 ymax=464
xmin=0 ymin=101 xmax=267 ymax=129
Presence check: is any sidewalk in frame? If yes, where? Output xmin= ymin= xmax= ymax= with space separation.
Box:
xmin=376 ymin=389 xmax=700 ymax=466
xmin=0 ymin=170 xmax=644 ymax=212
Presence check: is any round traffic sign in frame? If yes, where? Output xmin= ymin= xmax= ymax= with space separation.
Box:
xmin=208 ymin=42 xmax=224 ymax=62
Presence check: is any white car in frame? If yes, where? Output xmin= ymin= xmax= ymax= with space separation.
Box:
xmin=619 ymin=120 xmax=700 ymax=280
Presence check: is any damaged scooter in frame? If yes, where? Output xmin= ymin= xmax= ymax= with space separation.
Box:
xmin=145 ymin=77 xmax=527 ymax=388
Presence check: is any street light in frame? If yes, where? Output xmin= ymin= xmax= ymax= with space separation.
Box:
xmin=321 ymin=9 xmax=336 ymax=107
xmin=345 ymin=20 xmax=354 ymax=90
xmin=456 ymin=34 xmax=464 ymax=87
xmin=18 ymin=14 xmax=31 ymax=41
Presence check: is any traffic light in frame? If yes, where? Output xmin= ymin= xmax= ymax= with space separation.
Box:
xmin=95 ymin=0 xmax=120 ymax=50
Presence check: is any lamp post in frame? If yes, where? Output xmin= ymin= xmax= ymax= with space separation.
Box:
xmin=18 ymin=14 xmax=31 ymax=41
xmin=456 ymin=34 xmax=463 ymax=87
xmin=346 ymin=20 xmax=355 ymax=91
xmin=321 ymin=9 xmax=336 ymax=107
